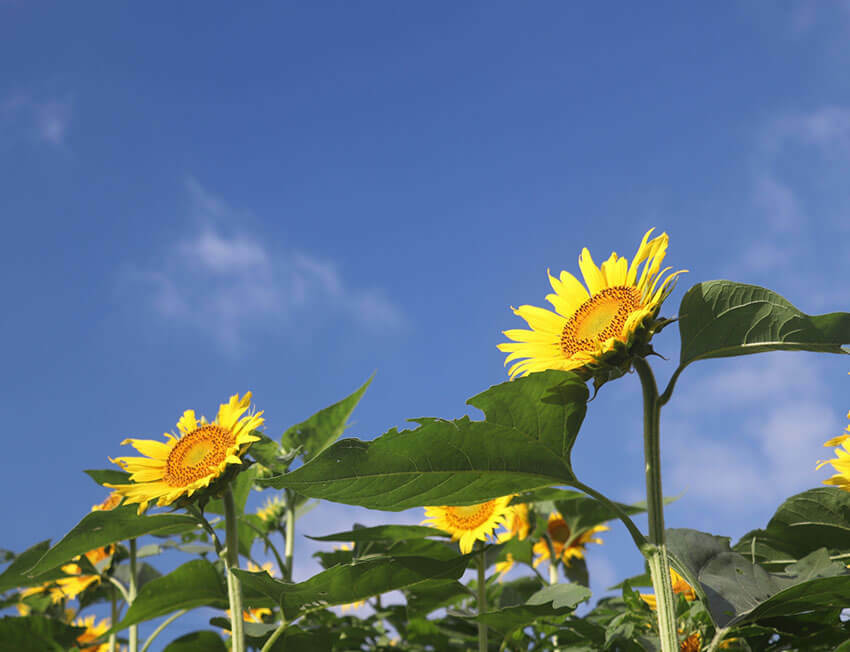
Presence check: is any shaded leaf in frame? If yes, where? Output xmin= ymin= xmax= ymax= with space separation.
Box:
xmin=526 ymin=582 xmax=592 ymax=609
xmin=0 ymin=615 xmax=85 ymax=652
xmin=307 ymin=525 xmax=449 ymax=543
xmin=259 ymin=371 xmax=586 ymax=510
xmin=404 ymin=579 xmax=469 ymax=617
xmin=84 ymin=468 xmax=131 ymax=486
xmin=114 ymin=560 xmax=227 ymax=631
xmin=0 ymin=541 xmax=51 ymax=593
xmin=236 ymin=553 xmax=472 ymax=620
xmin=28 ymin=507 xmax=200 ymax=576
xmin=281 ymin=375 xmax=373 ymax=463
xmin=678 ymin=281 xmax=850 ymax=368
xmin=162 ymin=630 xmax=227 ymax=652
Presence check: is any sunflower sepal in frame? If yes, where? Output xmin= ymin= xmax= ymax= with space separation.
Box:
xmin=173 ymin=460 xmax=255 ymax=515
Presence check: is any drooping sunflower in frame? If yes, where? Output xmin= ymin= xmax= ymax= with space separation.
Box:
xmin=73 ymin=615 xmax=110 ymax=652
xmin=497 ymin=502 xmax=531 ymax=543
xmin=639 ymin=568 xmax=697 ymax=610
xmin=817 ymin=410 xmax=850 ymax=489
xmin=422 ymin=495 xmax=514 ymax=554
xmin=106 ymin=392 xmax=263 ymax=514
xmin=532 ymin=512 xmax=608 ymax=568
xmin=498 ymin=228 xmax=685 ymax=379
xmin=50 ymin=545 xmax=114 ymax=603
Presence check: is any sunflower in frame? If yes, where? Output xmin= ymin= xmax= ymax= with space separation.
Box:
xmin=532 ymin=512 xmax=608 ymax=568
xmin=256 ymin=495 xmax=285 ymax=523
xmin=497 ymin=502 xmax=531 ymax=543
xmin=639 ymin=568 xmax=697 ymax=610
xmin=91 ymin=491 xmax=122 ymax=512
xmin=422 ymin=495 xmax=514 ymax=554
xmin=50 ymin=545 xmax=113 ymax=603
xmin=73 ymin=615 xmax=110 ymax=652
xmin=679 ymin=631 xmax=701 ymax=652
xmin=494 ymin=553 xmax=515 ymax=581
xmin=226 ymin=607 xmax=273 ymax=623
xmin=817 ymin=410 xmax=850 ymax=489
xmin=106 ymin=392 xmax=263 ymax=514
xmin=498 ymin=228 xmax=685 ymax=379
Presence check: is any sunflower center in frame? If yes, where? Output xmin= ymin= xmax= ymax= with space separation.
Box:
xmin=548 ymin=518 xmax=571 ymax=544
xmin=164 ymin=424 xmax=233 ymax=487
xmin=443 ymin=501 xmax=497 ymax=530
xmin=560 ymin=286 xmax=643 ymax=356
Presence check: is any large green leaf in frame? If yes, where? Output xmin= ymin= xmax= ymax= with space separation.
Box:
xmin=84 ymin=468 xmax=131 ymax=486
xmin=281 ymin=374 xmax=373 ymax=463
xmin=735 ymin=488 xmax=850 ymax=566
xmin=27 ymin=506 xmax=200 ymax=576
xmin=0 ymin=616 xmax=85 ymax=652
xmin=236 ymin=552 xmax=472 ymax=620
xmin=667 ymin=528 xmax=850 ymax=628
xmin=114 ymin=560 xmax=228 ymax=631
xmin=259 ymin=371 xmax=587 ymax=510
xmin=677 ymin=281 xmax=850 ymax=368
xmin=404 ymin=579 xmax=469 ymax=617
xmin=307 ymin=525 xmax=449 ymax=543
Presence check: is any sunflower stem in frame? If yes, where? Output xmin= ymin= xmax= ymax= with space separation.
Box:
xmin=109 ymin=584 xmax=117 ymax=652
xmin=477 ymin=541 xmax=488 ymax=652
xmin=261 ymin=616 xmax=289 ymax=652
xmin=139 ymin=609 xmax=187 ymax=652
xmin=223 ymin=485 xmax=246 ymax=652
xmin=284 ymin=489 xmax=295 ymax=581
xmin=633 ymin=357 xmax=678 ymax=652
xmin=128 ymin=538 xmax=138 ymax=652
xmin=548 ymin=560 xmax=558 ymax=585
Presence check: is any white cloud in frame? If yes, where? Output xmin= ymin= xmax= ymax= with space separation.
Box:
xmin=1 ymin=93 xmax=72 ymax=145
xmin=665 ymin=355 xmax=842 ymax=529
xmin=123 ymin=180 xmax=405 ymax=351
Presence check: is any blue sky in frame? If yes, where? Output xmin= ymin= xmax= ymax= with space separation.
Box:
xmin=3 ymin=0 xmax=850 ymax=645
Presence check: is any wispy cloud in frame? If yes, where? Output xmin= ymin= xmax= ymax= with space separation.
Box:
xmin=123 ymin=179 xmax=405 ymax=351
xmin=1 ymin=93 xmax=72 ymax=146
xmin=664 ymin=355 xmax=842 ymax=532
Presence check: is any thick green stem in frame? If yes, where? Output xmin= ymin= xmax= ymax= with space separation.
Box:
xmin=224 ymin=485 xmax=246 ymax=652
xmin=706 ymin=627 xmax=730 ymax=652
xmin=548 ymin=561 xmax=558 ymax=585
xmin=477 ymin=542 xmax=488 ymax=652
xmin=284 ymin=490 xmax=295 ymax=581
xmin=140 ymin=610 xmax=188 ymax=652
xmin=128 ymin=538 xmax=138 ymax=652
xmin=109 ymin=585 xmax=117 ymax=652
xmin=633 ymin=358 xmax=678 ymax=652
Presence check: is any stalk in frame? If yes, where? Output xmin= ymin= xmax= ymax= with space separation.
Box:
xmin=261 ymin=617 xmax=289 ymax=652
xmin=223 ymin=485 xmax=246 ymax=652
xmin=109 ymin=585 xmax=117 ymax=652
xmin=477 ymin=542 xmax=488 ymax=652
xmin=284 ymin=490 xmax=295 ymax=581
xmin=128 ymin=538 xmax=138 ymax=652
xmin=633 ymin=357 xmax=678 ymax=652
xmin=140 ymin=610 xmax=187 ymax=652
xmin=548 ymin=561 xmax=558 ymax=585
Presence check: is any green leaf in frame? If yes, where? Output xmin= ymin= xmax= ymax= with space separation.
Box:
xmin=474 ymin=584 xmax=590 ymax=640
xmin=404 ymin=579 xmax=469 ymax=617
xmin=677 ymin=281 xmax=850 ymax=368
xmin=0 ymin=615 xmax=85 ymax=652
xmin=259 ymin=371 xmax=587 ymax=510
xmin=114 ymin=560 xmax=227 ymax=631
xmin=162 ymin=630 xmax=227 ymax=652
xmin=735 ymin=488 xmax=850 ymax=566
xmin=27 ymin=507 xmax=200 ymax=576
xmin=281 ymin=374 xmax=373 ymax=463
xmin=84 ymin=468 xmax=131 ymax=486
xmin=236 ymin=553 xmax=472 ymax=620
xmin=0 ymin=541 xmax=51 ymax=593
xmin=264 ymin=626 xmax=338 ymax=651
xmin=668 ymin=528 xmax=850 ymax=628
xmin=307 ymin=525 xmax=449 ymax=543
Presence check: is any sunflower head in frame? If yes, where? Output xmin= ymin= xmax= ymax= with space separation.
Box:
xmin=639 ymin=568 xmax=697 ymax=610
xmin=73 ymin=615 xmax=111 ymax=652
xmin=532 ymin=512 xmax=608 ymax=568
xmin=817 ymin=410 xmax=850 ymax=490
xmin=498 ymin=228 xmax=685 ymax=383
xmin=105 ymin=392 xmax=263 ymax=514
xmin=422 ymin=495 xmax=515 ymax=554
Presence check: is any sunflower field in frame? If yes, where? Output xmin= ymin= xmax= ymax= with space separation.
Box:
xmin=3 ymin=230 xmax=850 ymax=652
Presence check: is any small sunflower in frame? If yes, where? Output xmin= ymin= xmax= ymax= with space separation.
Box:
xmin=679 ymin=631 xmax=701 ymax=652
xmin=50 ymin=546 xmax=113 ymax=603
xmin=497 ymin=502 xmax=531 ymax=543
xmin=817 ymin=410 xmax=850 ymax=489
xmin=73 ymin=615 xmax=110 ymax=652
xmin=422 ymin=495 xmax=514 ymax=554
xmin=494 ymin=553 xmax=515 ymax=581
xmin=532 ymin=512 xmax=607 ymax=568
xmin=226 ymin=607 xmax=273 ymax=623
xmin=639 ymin=568 xmax=697 ymax=610
xmin=256 ymin=495 xmax=285 ymax=523
xmin=91 ymin=491 xmax=122 ymax=512
xmin=106 ymin=392 xmax=263 ymax=514
xmin=498 ymin=228 xmax=685 ymax=379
